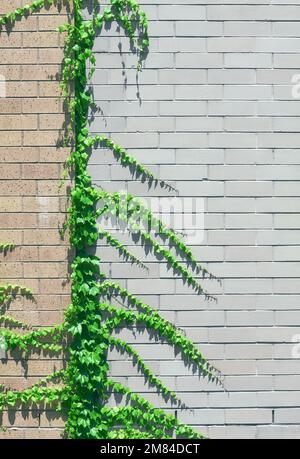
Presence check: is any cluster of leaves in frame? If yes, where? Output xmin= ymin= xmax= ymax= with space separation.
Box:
xmin=0 ymin=0 xmax=55 ymax=27
xmin=0 ymin=284 xmax=33 ymax=305
xmin=0 ymin=243 xmax=15 ymax=253
xmin=0 ymin=0 xmax=220 ymax=439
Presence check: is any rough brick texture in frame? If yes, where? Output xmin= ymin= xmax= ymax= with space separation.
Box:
xmin=2 ymin=0 xmax=300 ymax=440
xmin=89 ymin=0 xmax=300 ymax=439
xmin=0 ymin=1 xmax=70 ymax=439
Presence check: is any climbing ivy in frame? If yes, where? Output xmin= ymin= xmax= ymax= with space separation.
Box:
xmin=0 ymin=0 xmax=220 ymax=439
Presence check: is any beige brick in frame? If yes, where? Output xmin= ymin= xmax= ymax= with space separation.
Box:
xmin=0 ymin=377 xmax=40 ymax=392
xmin=6 ymin=82 xmax=38 ymax=97
xmin=7 ymin=16 xmax=38 ymax=32
xmin=24 ymin=262 xmax=68 ymax=278
xmin=25 ymin=360 xmax=64 ymax=376
xmin=0 ymin=229 xmax=22 ymax=245
xmin=0 ymin=64 xmax=21 ymax=80
xmin=22 ymin=164 xmax=59 ymax=180
xmin=0 ymin=99 xmax=22 ymax=114
xmin=1 ymin=411 xmax=39 ymax=428
xmin=0 ymin=429 xmax=25 ymax=439
xmin=0 ymin=131 xmax=22 ymax=146
xmin=22 ymin=197 xmax=60 ymax=213
xmin=23 ymin=32 xmax=59 ymax=48
xmin=6 ymin=310 xmax=63 ymax=327
xmin=0 ymin=49 xmax=38 ymax=64
xmin=39 ymin=114 xmax=65 ymax=130
xmin=0 ymin=246 xmax=38 ymax=263
xmin=22 ymin=98 xmax=63 ymax=113
xmin=0 ymin=115 xmax=37 ymax=130
xmin=39 ymin=14 xmax=70 ymax=31
xmin=23 ymin=229 xmax=64 ymax=245
xmin=0 ymin=213 xmax=37 ymax=229
xmin=39 ymin=147 xmax=71 ymax=163
xmin=0 ymin=197 xmax=22 ymax=212
xmin=0 ymin=262 xmax=22 ymax=277
xmin=39 ymin=246 xmax=69 ymax=262
xmin=38 ymin=310 xmax=64 ymax=326
xmin=1 ymin=164 xmax=21 ymax=179
xmin=21 ymin=64 xmax=61 ymax=81
xmin=0 ymin=0 xmax=23 ymax=14
xmin=0 ymin=277 xmax=38 ymax=292
xmin=23 ymin=428 xmax=64 ymax=439
xmin=39 ymin=48 xmax=64 ymax=64
xmin=30 ymin=295 xmax=68 ymax=311
xmin=0 ymin=361 xmax=22 ymax=377
xmin=39 ymin=278 xmax=70 ymax=295
xmin=0 ymin=181 xmax=36 ymax=196
xmin=38 ymin=81 xmax=61 ymax=97
xmin=40 ymin=412 xmax=66 ymax=428
xmin=37 ymin=180 xmax=66 ymax=196
xmin=38 ymin=213 xmax=66 ymax=229
xmin=23 ymin=131 xmax=62 ymax=147
xmin=0 ymin=32 xmax=21 ymax=48
xmin=0 ymin=147 xmax=39 ymax=162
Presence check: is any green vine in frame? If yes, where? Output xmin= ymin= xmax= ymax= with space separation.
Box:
xmin=0 ymin=0 xmax=220 ymax=439
xmin=0 ymin=243 xmax=15 ymax=254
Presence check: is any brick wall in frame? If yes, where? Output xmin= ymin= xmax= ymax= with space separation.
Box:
xmin=0 ymin=1 xmax=71 ymax=439
xmin=90 ymin=1 xmax=300 ymax=439
xmin=2 ymin=0 xmax=300 ymax=440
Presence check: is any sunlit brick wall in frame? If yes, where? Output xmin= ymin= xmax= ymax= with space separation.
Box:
xmin=0 ymin=1 xmax=71 ymax=439
xmin=90 ymin=0 xmax=300 ymax=439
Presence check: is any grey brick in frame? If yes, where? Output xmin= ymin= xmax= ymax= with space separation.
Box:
xmin=160 ymin=101 xmax=207 ymax=116
xmin=178 ymin=409 xmax=225 ymax=425
xmin=225 ymin=246 xmax=272 ymax=262
xmin=176 ymin=149 xmax=224 ymax=164
xmin=207 ymin=37 xmax=255 ymax=53
xmin=225 ymin=149 xmax=273 ymax=165
xmin=273 ymin=22 xmax=300 ymax=37
xmin=225 ymin=344 xmax=272 ymax=360
xmin=209 ymin=133 xmax=256 ymax=148
xmin=275 ymin=376 xmax=300 ymax=391
xmin=225 ymin=409 xmax=272 ymax=425
xmin=176 ymin=53 xmax=223 ymax=69
xmin=274 ymin=246 xmax=300 ymax=261
xmin=275 ymin=409 xmax=300 ymax=424
xmin=176 ymin=21 xmax=223 ymax=37
xmin=224 ymin=21 xmax=271 ymax=37
xmin=209 ymin=101 xmax=256 ymax=116
xmin=225 ymin=376 xmax=273 ymax=392
xmin=87 ymin=0 xmax=300 ymax=438
xmin=159 ymin=6 xmax=206 ymax=21
xmin=225 ymin=182 xmax=273 ymax=197
xmin=209 ymin=425 xmax=257 ymax=440
xmin=224 ymin=53 xmax=272 ymax=68
xmin=224 ymin=117 xmax=272 ymax=132
xmin=208 ymin=69 xmax=255 ymax=84
xmin=176 ymin=117 xmax=223 ymax=132
xmin=274 ymin=53 xmax=300 ymax=68
xmin=226 ymin=311 xmax=273 ymax=327
xmin=160 ymin=132 xmax=208 ymax=148
xmin=257 ymin=426 xmax=300 ymax=440
xmin=209 ymin=392 xmax=257 ymax=409
xmin=159 ymin=69 xmax=207 ymax=85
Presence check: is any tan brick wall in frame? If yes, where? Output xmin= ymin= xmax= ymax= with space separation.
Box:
xmin=0 ymin=2 xmax=71 ymax=439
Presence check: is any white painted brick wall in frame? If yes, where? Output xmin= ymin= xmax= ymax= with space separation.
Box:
xmin=88 ymin=0 xmax=300 ymax=439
